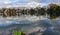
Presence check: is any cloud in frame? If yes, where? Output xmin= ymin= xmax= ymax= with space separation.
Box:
xmin=0 ymin=0 xmax=60 ymax=8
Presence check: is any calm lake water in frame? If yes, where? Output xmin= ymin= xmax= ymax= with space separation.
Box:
xmin=0 ymin=16 xmax=60 ymax=35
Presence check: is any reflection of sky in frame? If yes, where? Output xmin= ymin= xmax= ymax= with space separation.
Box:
xmin=0 ymin=21 xmax=15 ymax=26
xmin=0 ymin=16 xmax=49 ymax=26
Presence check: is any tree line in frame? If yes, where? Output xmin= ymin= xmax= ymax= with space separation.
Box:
xmin=0 ymin=3 xmax=60 ymax=19
xmin=0 ymin=7 xmax=46 ymax=17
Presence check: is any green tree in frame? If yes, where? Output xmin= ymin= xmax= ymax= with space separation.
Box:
xmin=29 ymin=8 xmax=36 ymax=15
xmin=47 ymin=3 xmax=60 ymax=19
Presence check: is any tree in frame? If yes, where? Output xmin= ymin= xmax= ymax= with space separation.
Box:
xmin=47 ymin=3 xmax=60 ymax=19
xmin=11 ymin=8 xmax=15 ymax=16
xmin=29 ymin=8 xmax=36 ymax=15
xmin=36 ymin=7 xmax=46 ymax=16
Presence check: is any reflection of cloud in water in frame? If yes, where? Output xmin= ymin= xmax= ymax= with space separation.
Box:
xmin=0 ymin=16 xmax=60 ymax=35
xmin=0 ymin=16 xmax=48 ymax=26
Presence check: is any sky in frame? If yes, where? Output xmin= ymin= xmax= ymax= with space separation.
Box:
xmin=0 ymin=0 xmax=59 ymax=3
xmin=0 ymin=0 xmax=60 ymax=8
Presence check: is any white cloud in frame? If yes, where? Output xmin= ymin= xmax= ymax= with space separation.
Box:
xmin=0 ymin=0 xmax=60 ymax=8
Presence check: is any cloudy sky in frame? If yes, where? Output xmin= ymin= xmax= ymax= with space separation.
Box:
xmin=0 ymin=0 xmax=60 ymax=8
xmin=0 ymin=0 xmax=60 ymax=3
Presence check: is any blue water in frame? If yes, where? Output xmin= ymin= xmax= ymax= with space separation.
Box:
xmin=0 ymin=20 xmax=31 ymax=26
xmin=0 ymin=16 xmax=49 ymax=26
xmin=0 ymin=21 xmax=16 ymax=26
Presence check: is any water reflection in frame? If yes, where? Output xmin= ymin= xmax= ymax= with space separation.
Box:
xmin=0 ymin=16 xmax=60 ymax=35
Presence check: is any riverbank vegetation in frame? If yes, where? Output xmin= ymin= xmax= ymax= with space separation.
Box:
xmin=0 ymin=3 xmax=60 ymax=19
